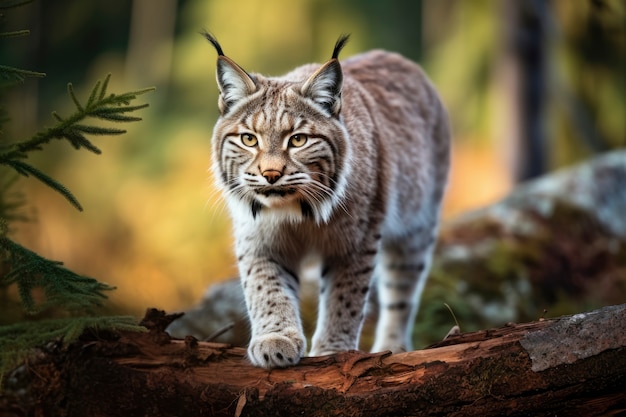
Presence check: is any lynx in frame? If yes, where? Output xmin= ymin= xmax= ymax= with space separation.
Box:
xmin=205 ymin=33 xmax=450 ymax=368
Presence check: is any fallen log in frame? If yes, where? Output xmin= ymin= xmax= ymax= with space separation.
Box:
xmin=3 ymin=304 xmax=625 ymax=417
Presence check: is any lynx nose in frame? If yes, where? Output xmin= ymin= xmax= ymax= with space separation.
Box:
xmin=262 ymin=169 xmax=282 ymax=184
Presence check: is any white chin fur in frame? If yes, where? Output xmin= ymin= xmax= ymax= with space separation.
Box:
xmin=226 ymin=197 xmax=335 ymax=225
xmin=257 ymin=194 xmax=297 ymax=209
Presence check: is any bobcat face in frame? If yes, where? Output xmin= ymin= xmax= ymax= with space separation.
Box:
xmin=212 ymin=68 xmax=351 ymax=223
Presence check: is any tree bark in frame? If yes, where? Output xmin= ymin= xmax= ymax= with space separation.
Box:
xmin=3 ymin=304 xmax=625 ymax=417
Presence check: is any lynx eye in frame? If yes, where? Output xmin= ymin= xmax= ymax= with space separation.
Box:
xmin=241 ymin=133 xmax=258 ymax=147
xmin=289 ymin=134 xmax=308 ymax=148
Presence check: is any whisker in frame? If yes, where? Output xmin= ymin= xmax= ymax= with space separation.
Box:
xmin=307 ymin=180 xmax=352 ymax=219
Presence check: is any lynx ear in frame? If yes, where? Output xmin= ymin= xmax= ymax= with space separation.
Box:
xmin=301 ymin=35 xmax=349 ymax=117
xmin=301 ymin=60 xmax=343 ymax=116
xmin=216 ymin=56 xmax=257 ymax=114
xmin=202 ymin=32 xmax=256 ymax=114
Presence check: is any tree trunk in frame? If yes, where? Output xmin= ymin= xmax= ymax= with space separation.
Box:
xmin=2 ymin=304 xmax=625 ymax=417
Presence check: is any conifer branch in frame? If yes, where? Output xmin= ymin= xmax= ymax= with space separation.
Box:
xmin=0 ymin=64 xmax=45 ymax=85
xmin=0 ymin=315 xmax=146 ymax=385
xmin=0 ymin=0 xmax=34 ymax=10
xmin=0 ymin=29 xmax=30 ymax=39
xmin=0 ymin=74 xmax=154 ymax=210
xmin=2 ymin=159 xmax=83 ymax=210
xmin=0 ymin=173 xmax=27 ymax=224
xmin=0 ymin=4 xmax=152 ymax=389
xmin=0 ymin=236 xmax=115 ymax=314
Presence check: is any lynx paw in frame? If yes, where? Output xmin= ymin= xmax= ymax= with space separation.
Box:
xmin=248 ymin=329 xmax=306 ymax=368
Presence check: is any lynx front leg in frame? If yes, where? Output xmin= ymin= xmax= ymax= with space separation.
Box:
xmin=239 ymin=257 xmax=305 ymax=368
xmin=310 ymin=260 xmax=374 ymax=356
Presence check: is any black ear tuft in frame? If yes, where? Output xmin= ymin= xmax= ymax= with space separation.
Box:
xmin=300 ymin=35 xmax=349 ymax=117
xmin=332 ymin=34 xmax=350 ymax=60
xmin=202 ymin=32 xmax=257 ymax=114
xmin=201 ymin=31 xmax=224 ymax=56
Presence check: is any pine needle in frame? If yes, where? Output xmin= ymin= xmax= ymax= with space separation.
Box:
xmin=98 ymin=73 xmax=111 ymax=101
xmin=0 ymin=0 xmax=35 ymax=10
xmin=67 ymin=83 xmax=84 ymax=112
xmin=0 ymin=29 xmax=30 ymax=39
xmin=0 ymin=236 xmax=114 ymax=313
xmin=2 ymin=160 xmax=83 ymax=211
xmin=0 ymin=65 xmax=45 ymax=85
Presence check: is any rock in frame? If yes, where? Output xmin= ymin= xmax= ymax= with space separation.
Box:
xmin=418 ymin=149 xmax=626 ymax=345
xmin=165 ymin=278 xmax=249 ymax=346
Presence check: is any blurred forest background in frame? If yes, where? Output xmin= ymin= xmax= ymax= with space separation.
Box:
xmin=1 ymin=0 xmax=624 ymax=321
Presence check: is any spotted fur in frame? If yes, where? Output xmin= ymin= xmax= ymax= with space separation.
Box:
xmin=205 ymin=33 xmax=450 ymax=368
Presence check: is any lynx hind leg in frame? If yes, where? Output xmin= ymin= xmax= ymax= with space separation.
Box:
xmin=371 ymin=229 xmax=437 ymax=353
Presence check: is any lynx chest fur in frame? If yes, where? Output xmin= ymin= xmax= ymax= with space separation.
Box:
xmin=206 ymin=34 xmax=450 ymax=368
